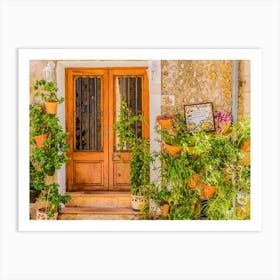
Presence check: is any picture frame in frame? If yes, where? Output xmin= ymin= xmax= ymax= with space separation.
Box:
xmin=184 ymin=102 xmax=215 ymax=133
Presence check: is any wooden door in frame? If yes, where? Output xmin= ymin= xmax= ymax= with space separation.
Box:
xmin=66 ymin=68 xmax=149 ymax=192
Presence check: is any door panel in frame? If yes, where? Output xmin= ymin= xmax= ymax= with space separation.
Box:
xmin=108 ymin=69 xmax=149 ymax=191
xmin=66 ymin=68 xmax=149 ymax=192
xmin=66 ymin=68 xmax=108 ymax=191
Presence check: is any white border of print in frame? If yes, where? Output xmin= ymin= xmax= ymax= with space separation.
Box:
xmin=18 ymin=48 xmax=262 ymax=232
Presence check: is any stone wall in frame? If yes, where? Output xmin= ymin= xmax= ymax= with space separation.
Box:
xmin=161 ymin=60 xmax=250 ymax=118
xmin=29 ymin=60 xmax=57 ymax=102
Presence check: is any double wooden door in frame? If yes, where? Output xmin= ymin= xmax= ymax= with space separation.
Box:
xmin=65 ymin=68 xmax=149 ymax=191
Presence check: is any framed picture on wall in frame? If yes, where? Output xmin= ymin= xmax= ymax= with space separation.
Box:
xmin=184 ymin=102 xmax=215 ymax=132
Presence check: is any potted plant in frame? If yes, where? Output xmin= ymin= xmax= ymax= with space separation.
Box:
xmin=34 ymin=79 xmax=64 ymax=114
xmin=30 ymin=161 xmax=45 ymax=202
xmin=156 ymin=113 xmax=176 ymax=128
xmin=168 ymin=187 xmax=201 ymax=220
xmin=36 ymin=183 xmax=72 ymax=220
xmin=156 ymin=188 xmax=171 ymax=218
xmin=114 ymin=101 xmax=153 ymax=211
xmin=30 ymin=108 xmax=70 ymax=176
xmin=231 ymin=117 xmax=251 ymax=165
xmin=30 ymin=104 xmax=49 ymax=147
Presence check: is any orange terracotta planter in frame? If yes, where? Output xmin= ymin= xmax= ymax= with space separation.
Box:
xmin=156 ymin=115 xmax=176 ymax=128
xmin=241 ymin=139 xmax=250 ymax=152
xmin=45 ymin=102 xmax=58 ymax=114
xmin=164 ymin=143 xmax=182 ymax=155
xmin=186 ymin=174 xmax=200 ymax=189
xmin=202 ymin=183 xmax=216 ymax=199
xmin=34 ymin=133 xmax=48 ymax=148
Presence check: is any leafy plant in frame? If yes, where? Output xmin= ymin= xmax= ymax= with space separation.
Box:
xmin=155 ymin=188 xmax=171 ymax=206
xmin=231 ymin=117 xmax=250 ymax=148
xmin=39 ymin=183 xmax=72 ymax=218
xmin=29 ymin=104 xmax=50 ymax=138
xmin=34 ymin=79 xmax=64 ymax=103
xmin=114 ymin=101 xmax=153 ymax=195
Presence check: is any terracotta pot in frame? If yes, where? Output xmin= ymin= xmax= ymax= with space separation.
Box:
xmin=202 ymin=183 xmax=216 ymax=199
xmin=156 ymin=115 xmax=176 ymax=128
xmin=34 ymin=133 xmax=48 ymax=148
xmin=159 ymin=204 xmax=170 ymax=218
xmin=45 ymin=102 xmax=58 ymax=114
xmin=36 ymin=208 xmax=58 ymax=220
xmin=164 ymin=143 xmax=182 ymax=155
xmin=186 ymin=174 xmax=200 ymax=189
xmin=240 ymin=139 xmax=250 ymax=152
xmin=131 ymin=194 xmax=147 ymax=211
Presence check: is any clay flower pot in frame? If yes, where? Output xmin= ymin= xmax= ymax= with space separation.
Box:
xmin=201 ymin=183 xmax=216 ymax=199
xmin=36 ymin=208 xmax=58 ymax=220
xmin=34 ymin=133 xmax=48 ymax=148
xmin=164 ymin=142 xmax=182 ymax=155
xmin=45 ymin=101 xmax=58 ymax=114
xmin=131 ymin=194 xmax=147 ymax=211
xmin=156 ymin=114 xmax=176 ymax=128
xmin=186 ymin=174 xmax=200 ymax=189
xmin=241 ymin=138 xmax=250 ymax=152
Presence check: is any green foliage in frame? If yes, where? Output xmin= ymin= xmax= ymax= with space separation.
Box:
xmin=30 ymin=161 xmax=45 ymax=191
xmin=29 ymin=103 xmax=50 ymax=137
xmin=30 ymin=106 xmax=70 ymax=175
xmin=169 ymin=188 xmax=201 ymax=220
xmin=30 ymin=81 xmax=71 ymax=218
xmin=39 ymin=183 xmax=72 ymax=218
xmin=113 ymin=101 xmax=145 ymax=151
xmin=34 ymin=79 xmax=64 ymax=103
xmin=231 ymin=116 xmax=250 ymax=148
xmin=114 ymin=101 xmax=153 ymax=195
xmin=154 ymin=112 xmax=251 ymax=220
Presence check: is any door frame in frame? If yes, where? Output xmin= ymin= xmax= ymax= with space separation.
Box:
xmin=56 ymin=60 xmax=161 ymax=194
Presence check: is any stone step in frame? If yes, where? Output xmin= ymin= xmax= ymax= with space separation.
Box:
xmin=65 ymin=191 xmax=131 ymax=208
xmin=59 ymin=206 xmax=141 ymax=220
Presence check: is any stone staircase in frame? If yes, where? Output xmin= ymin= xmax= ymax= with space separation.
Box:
xmin=59 ymin=191 xmax=141 ymax=220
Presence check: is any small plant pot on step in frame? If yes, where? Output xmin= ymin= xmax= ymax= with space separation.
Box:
xmin=45 ymin=102 xmax=58 ymax=115
xmin=34 ymin=133 xmax=48 ymax=148
xmin=131 ymin=194 xmax=147 ymax=211
xmin=36 ymin=208 xmax=58 ymax=220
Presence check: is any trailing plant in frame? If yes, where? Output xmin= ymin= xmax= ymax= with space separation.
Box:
xmin=169 ymin=188 xmax=201 ymax=220
xmin=30 ymin=110 xmax=69 ymax=176
xmin=231 ymin=117 xmax=250 ymax=148
xmin=34 ymin=79 xmax=64 ymax=103
xmin=29 ymin=104 xmax=50 ymax=139
xmin=30 ymin=81 xmax=71 ymax=219
xmin=114 ymin=101 xmax=153 ymax=195
xmin=39 ymin=183 xmax=72 ymax=218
